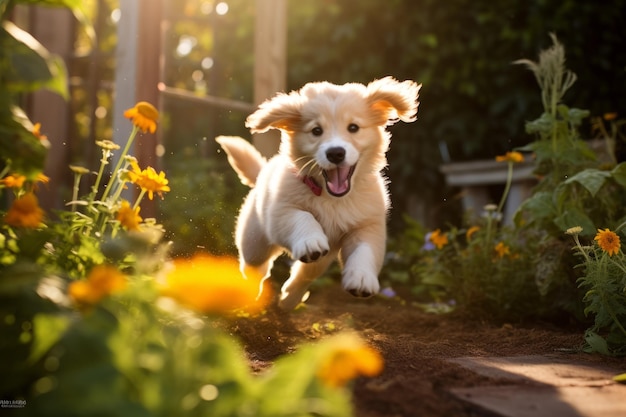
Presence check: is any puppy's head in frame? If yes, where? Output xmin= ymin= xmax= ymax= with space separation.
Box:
xmin=246 ymin=77 xmax=420 ymax=197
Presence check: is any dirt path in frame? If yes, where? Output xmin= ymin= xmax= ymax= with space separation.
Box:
xmin=227 ymin=282 xmax=619 ymax=417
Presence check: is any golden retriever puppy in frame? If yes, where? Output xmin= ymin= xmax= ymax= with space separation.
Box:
xmin=217 ymin=76 xmax=420 ymax=309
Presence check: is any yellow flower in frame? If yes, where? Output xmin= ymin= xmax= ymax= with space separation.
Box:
xmin=68 ymin=265 xmax=127 ymax=306
xmin=466 ymin=226 xmax=480 ymax=241
xmin=595 ymin=228 xmax=621 ymax=256
xmin=3 ymin=193 xmax=45 ymax=228
xmin=0 ymin=174 xmax=26 ymax=189
xmin=494 ymin=241 xmax=511 ymax=258
xmin=160 ymin=254 xmax=269 ymax=315
xmin=316 ymin=333 xmax=384 ymax=387
xmin=495 ymin=151 xmax=524 ymax=163
xmin=124 ymin=101 xmax=159 ymax=133
xmin=429 ymin=229 xmax=449 ymax=250
xmin=116 ymin=200 xmax=142 ymax=231
xmin=128 ymin=161 xmax=170 ymax=200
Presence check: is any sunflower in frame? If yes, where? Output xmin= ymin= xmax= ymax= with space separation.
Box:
xmin=124 ymin=101 xmax=159 ymax=133
xmin=594 ymin=228 xmax=621 ymax=256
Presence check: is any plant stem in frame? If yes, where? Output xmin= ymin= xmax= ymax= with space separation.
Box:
xmin=101 ymin=126 xmax=139 ymax=202
xmin=133 ymin=189 xmax=146 ymax=210
xmin=496 ymin=162 xmax=514 ymax=216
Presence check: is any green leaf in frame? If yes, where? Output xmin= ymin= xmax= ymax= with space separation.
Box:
xmin=563 ymin=169 xmax=610 ymax=197
xmin=611 ymin=163 xmax=626 ymax=188
xmin=1 ymin=21 xmax=68 ymax=98
xmin=28 ymin=313 xmax=70 ymax=365
xmin=553 ymin=207 xmax=596 ymax=235
xmin=583 ymin=330 xmax=611 ymax=356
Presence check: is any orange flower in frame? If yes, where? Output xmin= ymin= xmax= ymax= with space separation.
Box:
xmin=68 ymin=265 xmax=127 ymax=306
xmin=595 ymin=228 xmax=621 ymax=256
xmin=0 ymin=174 xmax=26 ymax=189
xmin=124 ymin=101 xmax=159 ymax=133
xmin=494 ymin=241 xmax=511 ymax=258
xmin=316 ymin=333 xmax=384 ymax=387
xmin=429 ymin=229 xmax=449 ymax=250
xmin=160 ymin=254 xmax=269 ymax=315
xmin=466 ymin=226 xmax=480 ymax=241
xmin=495 ymin=151 xmax=524 ymax=163
xmin=128 ymin=161 xmax=170 ymax=200
xmin=603 ymin=112 xmax=618 ymax=121
xmin=3 ymin=193 xmax=44 ymax=228
xmin=116 ymin=200 xmax=142 ymax=231
xmin=32 ymin=123 xmax=48 ymax=142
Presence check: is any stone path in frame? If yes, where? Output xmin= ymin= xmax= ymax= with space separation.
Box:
xmin=448 ymin=355 xmax=626 ymax=417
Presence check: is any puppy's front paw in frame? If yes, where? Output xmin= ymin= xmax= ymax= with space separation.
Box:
xmin=291 ymin=234 xmax=329 ymax=263
xmin=342 ymin=268 xmax=380 ymax=298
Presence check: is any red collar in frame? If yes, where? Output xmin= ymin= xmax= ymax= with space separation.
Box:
xmin=301 ymin=175 xmax=322 ymax=196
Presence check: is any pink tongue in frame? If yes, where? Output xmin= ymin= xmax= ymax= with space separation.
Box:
xmin=326 ymin=166 xmax=351 ymax=195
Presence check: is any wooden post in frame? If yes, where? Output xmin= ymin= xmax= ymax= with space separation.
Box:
xmin=253 ymin=0 xmax=286 ymax=158
xmin=113 ymin=0 xmax=162 ymax=217
xmin=26 ymin=6 xmax=74 ymax=211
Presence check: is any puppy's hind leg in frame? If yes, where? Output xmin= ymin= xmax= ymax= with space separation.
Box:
xmin=278 ymin=254 xmax=335 ymax=310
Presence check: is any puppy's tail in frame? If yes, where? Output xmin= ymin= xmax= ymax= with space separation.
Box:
xmin=215 ymin=136 xmax=267 ymax=187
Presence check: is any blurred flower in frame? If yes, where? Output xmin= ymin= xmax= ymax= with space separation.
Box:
xmin=466 ymin=226 xmax=480 ymax=241
xmin=128 ymin=161 xmax=170 ymax=200
xmin=160 ymin=254 xmax=268 ymax=315
xmin=0 ymin=174 xmax=26 ymax=189
xmin=116 ymin=200 xmax=142 ymax=231
xmin=379 ymin=287 xmax=396 ymax=298
xmin=4 ymin=193 xmax=44 ymax=228
xmin=565 ymin=226 xmax=583 ymax=235
xmin=595 ymin=228 xmax=621 ymax=256
xmin=95 ymin=140 xmax=121 ymax=151
xmin=603 ymin=112 xmax=618 ymax=121
xmin=124 ymin=101 xmax=159 ymax=134
xmin=32 ymin=122 xmax=48 ymax=142
xmin=494 ymin=241 xmax=511 ymax=258
xmin=495 ymin=151 xmax=524 ymax=163
xmin=422 ymin=232 xmax=436 ymax=251
xmin=69 ymin=265 xmax=127 ymax=306
xmin=429 ymin=229 xmax=448 ymax=250
xmin=69 ymin=165 xmax=91 ymax=175
xmin=316 ymin=334 xmax=384 ymax=387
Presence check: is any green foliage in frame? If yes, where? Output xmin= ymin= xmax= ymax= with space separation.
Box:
xmin=0 ymin=0 xmax=87 ymax=177
xmin=568 ymin=226 xmax=626 ymax=356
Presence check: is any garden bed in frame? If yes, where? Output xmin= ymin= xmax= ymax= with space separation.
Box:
xmin=228 ymin=281 xmax=622 ymax=417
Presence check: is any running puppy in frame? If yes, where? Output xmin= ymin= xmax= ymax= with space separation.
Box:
xmin=217 ymin=76 xmax=420 ymax=309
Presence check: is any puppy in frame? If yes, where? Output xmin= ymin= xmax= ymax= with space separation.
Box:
xmin=216 ymin=76 xmax=420 ymax=309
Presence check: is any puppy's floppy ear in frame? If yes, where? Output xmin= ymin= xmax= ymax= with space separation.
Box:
xmin=245 ymin=91 xmax=303 ymax=134
xmin=366 ymin=76 xmax=421 ymax=125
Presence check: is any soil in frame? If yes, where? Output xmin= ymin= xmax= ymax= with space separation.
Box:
xmin=226 ymin=280 xmax=609 ymax=417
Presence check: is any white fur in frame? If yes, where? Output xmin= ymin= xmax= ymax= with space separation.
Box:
xmin=216 ymin=77 xmax=420 ymax=309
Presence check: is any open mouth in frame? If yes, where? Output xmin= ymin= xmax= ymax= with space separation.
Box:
xmin=322 ymin=164 xmax=356 ymax=197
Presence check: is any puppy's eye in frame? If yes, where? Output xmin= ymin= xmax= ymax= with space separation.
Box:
xmin=347 ymin=123 xmax=360 ymax=133
xmin=311 ymin=126 xmax=324 ymax=136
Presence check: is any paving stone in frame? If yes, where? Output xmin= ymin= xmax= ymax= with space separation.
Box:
xmin=447 ymin=355 xmax=626 ymax=417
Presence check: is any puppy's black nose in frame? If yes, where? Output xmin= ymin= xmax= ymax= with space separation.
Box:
xmin=326 ymin=147 xmax=345 ymax=164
